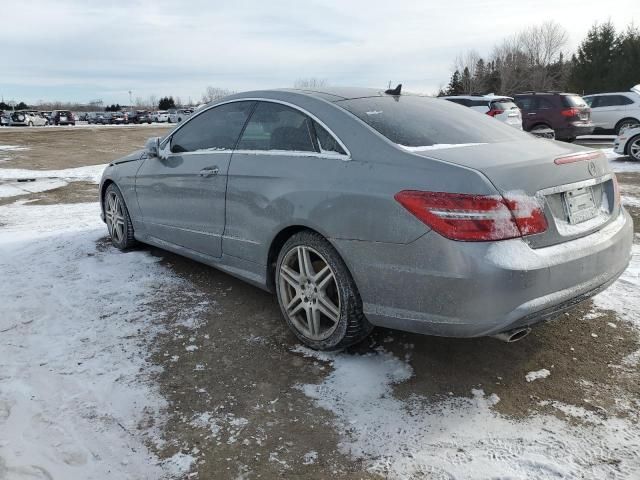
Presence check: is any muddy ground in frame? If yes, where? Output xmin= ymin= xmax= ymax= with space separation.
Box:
xmin=1 ymin=126 xmax=638 ymax=478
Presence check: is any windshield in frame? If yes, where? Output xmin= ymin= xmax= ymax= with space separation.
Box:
xmin=490 ymin=100 xmax=518 ymax=111
xmin=338 ymin=96 xmax=525 ymax=147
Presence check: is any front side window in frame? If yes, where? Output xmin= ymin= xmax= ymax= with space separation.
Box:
xmin=171 ymin=101 xmax=254 ymax=153
xmin=237 ymin=102 xmax=315 ymax=152
xmin=340 ymin=96 xmax=524 ymax=147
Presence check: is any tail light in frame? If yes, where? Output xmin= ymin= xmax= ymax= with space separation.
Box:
xmin=394 ymin=190 xmax=547 ymax=241
xmin=487 ymin=109 xmax=504 ymax=117
xmin=561 ymin=108 xmax=580 ymax=118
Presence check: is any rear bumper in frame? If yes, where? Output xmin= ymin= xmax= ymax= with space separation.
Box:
xmin=333 ymin=209 xmax=633 ymax=337
xmin=556 ymin=123 xmax=595 ymax=140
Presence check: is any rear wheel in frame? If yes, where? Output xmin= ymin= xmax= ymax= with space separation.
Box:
xmin=615 ymin=118 xmax=640 ymax=135
xmin=275 ymin=231 xmax=372 ymax=350
xmin=104 ymin=183 xmax=137 ymax=250
xmin=627 ymin=134 xmax=640 ymax=161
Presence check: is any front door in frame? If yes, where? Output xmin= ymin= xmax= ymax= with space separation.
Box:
xmin=135 ymin=101 xmax=255 ymax=257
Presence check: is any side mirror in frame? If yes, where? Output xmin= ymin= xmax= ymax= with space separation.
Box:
xmin=145 ymin=136 xmax=161 ymax=157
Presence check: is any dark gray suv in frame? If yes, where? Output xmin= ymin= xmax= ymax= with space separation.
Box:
xmin=514 ymin=92 xmax=594 ymax=142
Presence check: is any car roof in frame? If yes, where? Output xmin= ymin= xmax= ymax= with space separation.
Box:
xmin=514 ymin=92 xmax=579 ymax=96
xmin=441 ymin=94 xmax=513 ymax=100
xmin=583 ymin=91 xmax=638 ymax=97
xmin=225 ymin=87 xmax=407 ymax=103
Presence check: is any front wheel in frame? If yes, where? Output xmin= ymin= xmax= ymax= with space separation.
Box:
xmin=104 ymin=183 xmax=137 ymax=250
xmin=275 ymin=231 xmax=372 ymax=350
xmin=628 ymin=134 xmax=640 ymax=161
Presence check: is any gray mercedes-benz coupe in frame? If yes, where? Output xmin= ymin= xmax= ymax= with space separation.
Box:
xmin=99 ymin=87 xmax=633 ymax=350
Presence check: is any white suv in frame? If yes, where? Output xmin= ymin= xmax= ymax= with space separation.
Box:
xmin=583 ymin=85 xmax=640 ymax=134
xmin=441 ymin=94 xmax=522 ymax=129
xmin=168 ymin=108 xmax=193 ymax=124
xmin=152 ymin=111 xmax=169 ymax=123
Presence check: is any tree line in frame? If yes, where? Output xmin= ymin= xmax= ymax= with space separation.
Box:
xmin=440 ymin=20 xmax=640 ymax=97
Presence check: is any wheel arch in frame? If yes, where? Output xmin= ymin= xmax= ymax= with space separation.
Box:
xmin=100 ymin=179 xmax=116 ymax=216
xmin=265 ymin=225 xmax=353 ymax=293
xmin=625 ymin=133 xmax=640 ymax=157
xmin=616 ymin=117 xmax=640 ymax=133
xmin=528 ymin=122 xmax=552 ymax=131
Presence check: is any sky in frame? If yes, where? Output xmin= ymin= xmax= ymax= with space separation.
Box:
xmin=0 ymin=0 xmax=636 ymax=105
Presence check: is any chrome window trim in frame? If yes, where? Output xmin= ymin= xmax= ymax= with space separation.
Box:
xmin=162 ymin=97 xmax=352 ymax=161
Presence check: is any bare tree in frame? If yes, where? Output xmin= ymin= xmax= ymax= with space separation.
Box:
xmin=518 ymin=21 xmax=568 ymax=90
xmin=491 ymin=36 xmax=529 ymax=95
xmin=148 ymin=95 xmax=158 ymax=110
xmin=293 ymin=77 xmax=329 ymax=89
xmin=201 ymin=86 xmax=234 ymax=103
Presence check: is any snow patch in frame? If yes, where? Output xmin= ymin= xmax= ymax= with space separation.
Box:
xmin=0 ymin=164 xmax=106 ymax=198
xmin=297 ymin=346 xmax=640 ymax=479
xmin=0 ymin=201 xmax=205 ymax=479
xmin=604 ymin=148 xmax=640 ymax=172
xmin=525 ymin=369 xmax=551 ymax=382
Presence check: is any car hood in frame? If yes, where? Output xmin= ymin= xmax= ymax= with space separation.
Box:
xmin=112 ymin=149 xmax=145 ymax=165
xmin=408 ymin=139 xmax=607 ymax=195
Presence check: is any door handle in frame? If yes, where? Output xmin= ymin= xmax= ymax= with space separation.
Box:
xmin=527 ymin=113 xmax=537 ymax=115
xmin=199 ymin=166 xmax=219 ymax=177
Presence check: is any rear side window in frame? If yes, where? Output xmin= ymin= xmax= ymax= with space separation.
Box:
xmin=592 ymin=95 xmax=634 ymax=107
xmin=536 ymin=97 xmax=555 ymax=110
xmin=515 ymin=96 xmax=534 ymax=110
xmin=313 ymin=120 xmax=346 ymax=155
xmin=237 ymin=102 xmax=316 ymax=152
xmin=339 ymin=96 xmax=524 ymax=147
xmin=562 ymin=95 xmax=588 ymax=108
xmin=171 ymin=101 xmax=254 ymax=153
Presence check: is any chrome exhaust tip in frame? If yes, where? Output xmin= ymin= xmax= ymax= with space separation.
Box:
xmin=491 ymin=327 xmax=532 ymax=343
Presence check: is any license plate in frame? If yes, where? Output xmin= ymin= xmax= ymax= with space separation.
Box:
xmin=61 ymin=117 xmax=67 ymax=121
xmin=579 ymin=114 xmax=588 ymax=121
xmin=563 ymin=186 xmax=598 ymax=224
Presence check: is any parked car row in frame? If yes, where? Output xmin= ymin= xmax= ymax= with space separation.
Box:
xmin=0 ymin=110 xmax=76 ymax=126
xmin=441 ymin=85 xmax=640 ymax=142
xmin=0 ymin=108 xmax=197 ymax=127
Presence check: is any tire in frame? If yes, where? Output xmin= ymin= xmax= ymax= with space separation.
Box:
xmin=627 ymin=134 xmax=640 ymax=161
xmin=104 ymin=183 xmax=137 ymax=250
xmin=615 ymin=118 xmax=640 ymax=135
xmin=275 ymin=231 xmax=373 ymax=350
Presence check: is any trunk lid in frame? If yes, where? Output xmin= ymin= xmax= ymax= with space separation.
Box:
xmin=411 ymin=140 xmax=618 ymax=248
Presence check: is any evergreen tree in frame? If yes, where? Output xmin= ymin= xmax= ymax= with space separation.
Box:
xmin=569 ymin=21 xmax=618 ymax=94
xmin=158 ymin=96 xmax=176 ymax=110
xmin=445 ymin=70 xmax=464 ymax=95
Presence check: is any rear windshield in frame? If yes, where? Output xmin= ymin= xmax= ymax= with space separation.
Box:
xmin=338 ymin=96 xmax=524 ymax=147
xmin=562 ymin=95 xmax=588 ymax=108
xmin=490 ymin=100 xmax=518 ymax=111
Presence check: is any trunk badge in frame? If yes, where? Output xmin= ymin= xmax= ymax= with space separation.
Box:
xmin=588 ymin=161 xmax=597 ymax=177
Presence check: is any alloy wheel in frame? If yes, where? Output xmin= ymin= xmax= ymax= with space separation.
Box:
xmin=105 ymin=191 xmax=126 ymax=244
xmin=630 ymin=137 xmax=640 ymax=161
xmin=278 ymin=246 xmax=341 ymax=341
